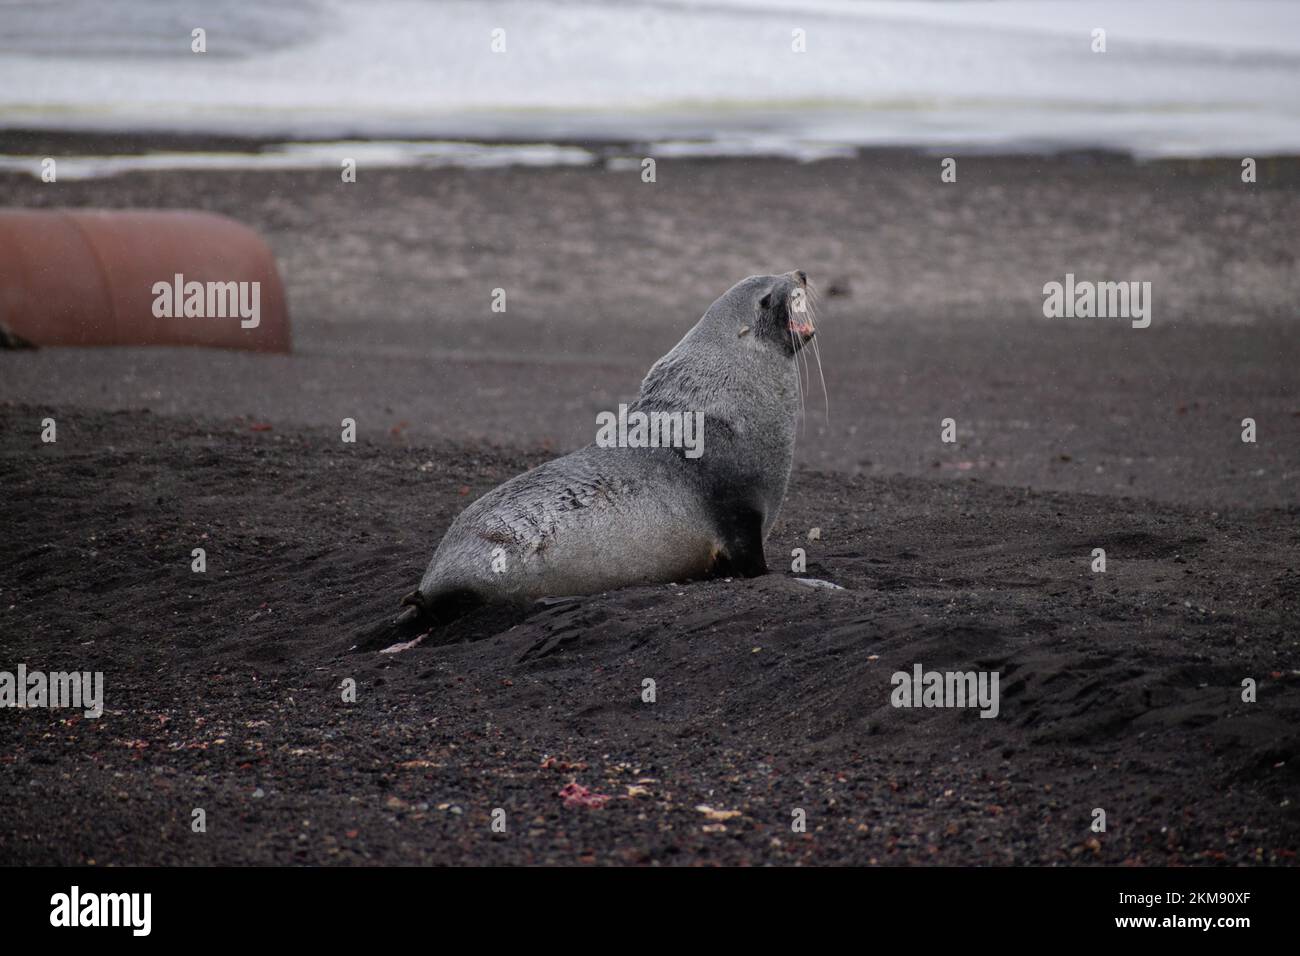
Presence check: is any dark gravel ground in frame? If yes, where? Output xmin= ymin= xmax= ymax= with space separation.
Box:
xmin=1 ymin=141 xmax=1296 ymax=866
xmin=2 ymin=404 xmax=1296 ymax=865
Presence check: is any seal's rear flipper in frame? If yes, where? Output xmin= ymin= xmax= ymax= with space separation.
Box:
xmin=350 ymin=588 xmax=483 ymax=652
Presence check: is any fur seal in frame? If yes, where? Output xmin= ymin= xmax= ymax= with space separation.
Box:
xmin=366 ymin=270 xmax=818 ymax=643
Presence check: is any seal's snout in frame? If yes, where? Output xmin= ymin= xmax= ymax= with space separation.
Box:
xmin=786 ymin=270 xmax=815 ymax=345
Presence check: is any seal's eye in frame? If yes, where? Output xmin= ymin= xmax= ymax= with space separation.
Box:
xmin=759 ymin=292 xmax=773 ymax=310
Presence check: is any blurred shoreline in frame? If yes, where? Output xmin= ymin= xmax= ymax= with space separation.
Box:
xmin=7 ymin=1 xmax=1300 ymax=160
xmin=6 ymin=127 xmax=1300 ymax=181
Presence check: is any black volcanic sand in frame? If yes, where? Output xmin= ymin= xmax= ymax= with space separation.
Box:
xmin=1 ymin=403 xmax=1297 ymax=865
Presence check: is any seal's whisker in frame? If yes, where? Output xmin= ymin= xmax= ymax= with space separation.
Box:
xmin=796 ymin=319 xmax=811 ymax=416
xmin=791 ymin=325 xmax=803 ymax=421
xmin=793 ymin=294 xmax=812 ymax=395
xmin=788 ymin=321 xmax=806 ymax=424
xmin=810 ymin=333 xmax=830 ymax=422
xmin=800 ymin=283 xmax=827 ymax=421
xmin=796 ymin=322 xmax=809 ymax=386
xmin=795 ymin=338 xmax=806 ymax=403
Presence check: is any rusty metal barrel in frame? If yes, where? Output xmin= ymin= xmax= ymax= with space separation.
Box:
xmin=0 ymin=209 xmax=291 ymax=352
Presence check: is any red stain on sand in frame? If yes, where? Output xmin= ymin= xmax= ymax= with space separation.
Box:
xmin=557 ymin=782 xmax=611 ymax=809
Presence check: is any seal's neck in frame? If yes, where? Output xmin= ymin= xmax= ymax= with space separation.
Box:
xmin=635 ymin=320 xmax=801 ymax=459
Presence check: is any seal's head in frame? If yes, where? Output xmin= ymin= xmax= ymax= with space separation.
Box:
xmin=725 ymin=270 xmax=815 ymax=355
xmin=638 ymin=269 xmax=826 ymax=429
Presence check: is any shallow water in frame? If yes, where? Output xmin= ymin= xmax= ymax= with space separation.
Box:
xmin=2 ymin=0 xmax=1299 ymax=160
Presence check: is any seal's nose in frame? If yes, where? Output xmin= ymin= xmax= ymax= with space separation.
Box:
xmin=794 ymin=270 xmax=808 ymax=286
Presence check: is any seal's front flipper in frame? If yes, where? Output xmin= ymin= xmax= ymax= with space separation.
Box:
xmin=712 ymin=504 xmax=768 ymax=579
xmin=351 ymin=601 xmax=429 ymax=652
xmin=350 ymin=588 xmax=483 ymax=652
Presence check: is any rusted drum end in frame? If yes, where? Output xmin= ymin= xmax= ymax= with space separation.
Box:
xmin=0 ymin=209 xmax=291 ymax=353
